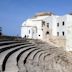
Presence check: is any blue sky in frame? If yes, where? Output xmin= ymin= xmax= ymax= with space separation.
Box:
xmin=0 ymin=0 xmax=72 ymax=36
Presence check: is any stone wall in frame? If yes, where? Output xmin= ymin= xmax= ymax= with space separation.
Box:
xmin=43 ymin=36 xmax=66 ymax=48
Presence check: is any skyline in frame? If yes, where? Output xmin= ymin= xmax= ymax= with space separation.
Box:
xmin=0 ymin=0 xmax=72 ymax=36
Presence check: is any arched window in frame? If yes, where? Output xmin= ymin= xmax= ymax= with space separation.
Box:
xmin=29 ymin=30 xmax=30 ymax=34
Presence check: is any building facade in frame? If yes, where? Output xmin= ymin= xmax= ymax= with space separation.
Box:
xmin=21 ymin=12 xmax=72 ymax=51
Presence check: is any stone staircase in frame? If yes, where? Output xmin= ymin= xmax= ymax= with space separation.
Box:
xmin=0 ymin=38 xmax=72 ymax=72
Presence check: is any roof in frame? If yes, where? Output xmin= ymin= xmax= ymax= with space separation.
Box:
xmin=69 ymin=13 xmax=72 ymax=15
xmin=33 ymin=12 xmax=55 ymax=17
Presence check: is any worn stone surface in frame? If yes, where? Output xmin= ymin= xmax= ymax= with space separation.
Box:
xmin=0 ymin=39 xmax=72 ymax=72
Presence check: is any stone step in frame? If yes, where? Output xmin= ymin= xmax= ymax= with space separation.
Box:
xmin=33 ymin=50 xmax=45 ymax=63
xmin=39 ymin=52 xmax=49 ymax=64
xmin=0 ymin=41 xmax=32 ymax=49
xmin=0 ymin=41 xmax=16 ymax=44
xmin=24 ymin=48 xmax=41 ymax=64
xmin=18 ymin=48 xmax=39 ymax=72
xmin=0 ymin=41 xmax=18 ymax=46
xmin=4 ymin=46 xmax=36 ymax=72
xmin=25 ymin=50 xmax=47 ymax=72
xmin=0 ymin=44 xmax=34 ymax=66
xmin=24 ymin=49 xmax=45 ymax=71
xmin=27 ymin=51 xmax=52 ymax=72
xmin=1 ymin=44 xmax=35 ymax=72
xmin=0 ymin=43 xmax=24 ymax=49
xmin=43 ymin=53 xmax=51 ymax=61
xmin=0 ymin=42 xmax=33 ymax=53
xmin=27 ymin=49 xmax=42 ymax=60
xmin=24 ymin=50 xmax=46 ymax=71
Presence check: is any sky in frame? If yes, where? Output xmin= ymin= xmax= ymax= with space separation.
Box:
xmin=0 ymin=0 xmax=72 ymax=36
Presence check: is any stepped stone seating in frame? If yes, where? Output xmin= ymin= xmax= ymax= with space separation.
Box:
xmin=24 ymin=49 xmax=42 ymax=64
xmin=0 ymin=45 xmax=31 ymax=67
xmin=4 ymin=46 xmax=35 ymax=72
xmin=39 ymin=52 xmax=49 ymax=62
xmin=0 ymin=41 xmax=17 ymax=46
xmin=0 ymin=41 xmax=32 ymax=49
xmin=16 ymin=47 xmax=37 ymax=63
xmin=33 ymin=50 xmax=45 ymax=62
xmin=28 ymin=49 xmax=47 ymax=62
xmin=24 ymin=51 xmax=48 ymax=72
xmin=0 ymin=37 xmax=35 ymax=72
xmin=0 ymin=39 xmax=54 ymax=72
xmin=25 ymin=49 xmax=43 ymax=69
xmin=27 ymin=49 xmax=42 ymax=60
xmin=17 ymin=48 xmax=40 ymax=72
xmin=0 ymin=42 xmax=29 ymax=67
xmin=2 ymin=45 xmax=35 ymax=71
xmin=33 ymin=50 xmax=46 ymax=61
xmin=33 ymin=51 xmax=47 ymax=64
xmin=0 ymin=37 xmax=72 ymax=72
xmin=0 ymin=43 xmax=25 ymax=51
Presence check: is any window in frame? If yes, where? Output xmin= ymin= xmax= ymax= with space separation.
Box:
xmin=57 ymin=23 xmax=59 ymax=27
xmin=29 ymin=30 xmax=30 ymax=34
xmin=42 ymin=29 xmax=43 ymax=31
xmin=62 ymin=21 xmax=64 ymax=25
xmin=46 ymin=31 xmax=49 ymax=35
xmin=57 ymin=32 xmax=59 ymax=36
xmin=42 ymin=21 xmax=45 ymax=27
xmin=39 ymin=35 xmax=40 ymax=36
xmin=47 ymin=23 xmax=49 ymax=28
xmin=62 ymin=31 xmax=64 ymax=36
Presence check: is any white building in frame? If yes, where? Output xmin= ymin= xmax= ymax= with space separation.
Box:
xmin=21 ymin=12 xmax=72 ymax=51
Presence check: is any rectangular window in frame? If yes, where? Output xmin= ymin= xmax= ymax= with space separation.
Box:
xmin=47 ymin=23 xmax=49 ymax=28
xmin=57 ymin=32 xmax=59 ymax=36
xmin=57 ymin=23 xmax=59 ymax=27
xmin=62 ymin=31 xmax=64 ymax=36
xmin=62 ymin=21 xmax=64 ymax=25
xmin=42 ymin=21 xmax=45 ymax=27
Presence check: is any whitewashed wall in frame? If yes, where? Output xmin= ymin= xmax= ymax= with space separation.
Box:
xmin=51 ymin=16 xmax=58 ymax=36
xmin=21 ymin=26 xmax=32 ymax=38
xmin=65 ymin=15 xmax=72 ymax=51
xmin=57 ymin=15 xmax=66 ymax=37
xmin=21 ymin=19 xmax=43 ymax=39
xmin=21 ymin=14 xmax=72 ymax=51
